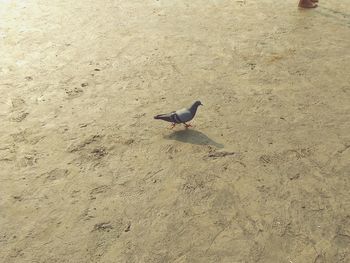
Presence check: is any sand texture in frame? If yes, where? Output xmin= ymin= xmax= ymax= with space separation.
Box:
xmin=1 ymin=0 xmax=350 ymax=262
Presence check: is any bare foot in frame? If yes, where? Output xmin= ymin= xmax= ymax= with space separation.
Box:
xmin=298 ymin=0 xmax=318 ymax=8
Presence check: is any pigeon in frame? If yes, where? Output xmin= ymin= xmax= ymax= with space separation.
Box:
xmin=154 ymin=100 xmax=203 ymax=128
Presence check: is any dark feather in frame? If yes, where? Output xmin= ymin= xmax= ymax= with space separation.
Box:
xmin=154 ymin=113 xmax=174 ymax=122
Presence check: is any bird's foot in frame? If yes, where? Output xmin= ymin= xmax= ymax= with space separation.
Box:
xmin=169 ymin=123 xmax=176 ymax=129
xmin=184 ymin=123 xmax=192 ymax=129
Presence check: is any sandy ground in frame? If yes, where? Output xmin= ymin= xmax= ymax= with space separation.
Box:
xmin=1 ymin=0 xmax=350 ymax=262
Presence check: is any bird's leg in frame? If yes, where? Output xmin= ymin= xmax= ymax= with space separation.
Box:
xmin=169 ymin=123 xmax=176 ymax=129
xmin=184 ymin=123 xmax=192 ymax=129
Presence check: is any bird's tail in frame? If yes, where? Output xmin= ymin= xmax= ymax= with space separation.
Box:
xmin=154 ymin=114 xmax=172 ymax=122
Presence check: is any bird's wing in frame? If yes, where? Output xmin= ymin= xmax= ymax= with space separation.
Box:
xmin=175 ymin=108 xmax=193 ymax=122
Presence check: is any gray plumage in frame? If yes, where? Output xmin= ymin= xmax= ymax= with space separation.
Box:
xmin=154 ymin=101 xmax=203 ymax=125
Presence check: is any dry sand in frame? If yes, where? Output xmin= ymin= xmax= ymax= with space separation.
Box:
xmin=1 ymin=0 xmax=350 ymax=262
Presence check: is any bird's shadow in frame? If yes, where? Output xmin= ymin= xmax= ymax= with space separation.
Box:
xmin=164 ymin=129 xmax=224 ymax=148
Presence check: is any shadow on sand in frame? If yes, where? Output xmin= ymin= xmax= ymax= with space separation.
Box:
xmin=164 ymin=129 xmax=224 ymax=148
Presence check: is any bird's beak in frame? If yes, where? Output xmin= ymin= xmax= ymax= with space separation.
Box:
xmin=201 ymin=103 xmax=203 ymax=106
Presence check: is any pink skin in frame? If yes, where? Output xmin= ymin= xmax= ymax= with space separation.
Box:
xmin=299 ymin=0 xmax=318 ymax=8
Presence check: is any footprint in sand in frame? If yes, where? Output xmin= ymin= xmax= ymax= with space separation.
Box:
xmin=10 ymin=111 xmax=29 ymax=122
xmin=9 ymin=97 xmax=29 ymax=122
xmin=65 ymin=87 xmax=84 ymax=98
xmin=92 ymin=222 xmax=113 ymax=232
xmin=90 ymin=147 xmax=108 ymax=159
xmin=19 ymin=153 xmax=39 ymax=167
xmin=89 ymin=185 xmax=111 ymax=200
xmin=11 ymin=97 xmax=26 ymax=109
xmin=0 ymin=145 xmax=16 ymax=162
xmin=44 ymin=168 xmax=69 ymax=182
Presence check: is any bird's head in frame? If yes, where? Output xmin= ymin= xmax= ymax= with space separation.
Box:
xmin=190 ymin=100 xmax=203 ymax=113
xmin=194 ymin=100 xmax=203 ymax=107
xmin=189 ymin=100 xmax=203 ymax=114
